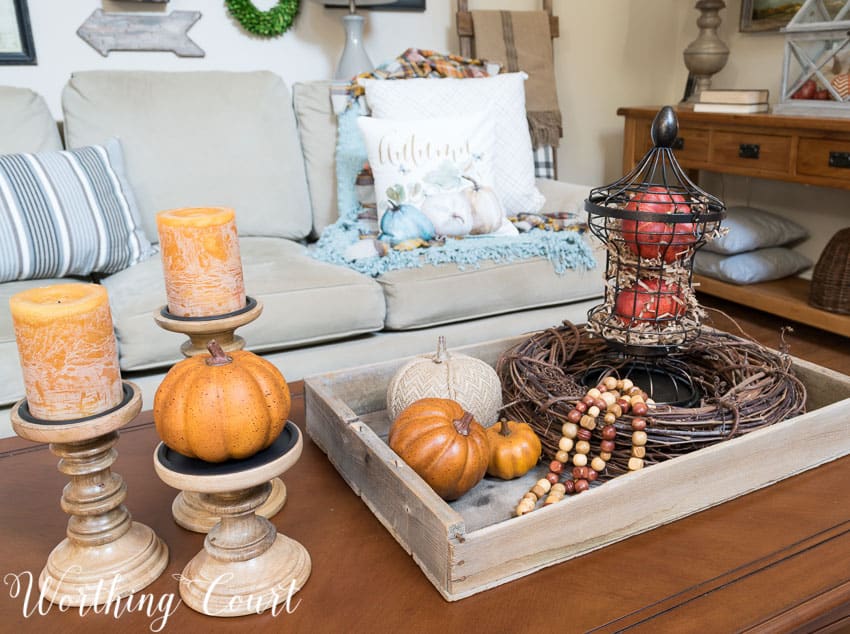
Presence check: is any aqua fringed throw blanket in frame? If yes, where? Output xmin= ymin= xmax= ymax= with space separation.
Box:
xmin=309 ymin=49 xmax=596 ymax=277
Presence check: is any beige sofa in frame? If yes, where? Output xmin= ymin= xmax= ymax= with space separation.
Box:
xmin=0 ymin=71 xmax=603 ymax=436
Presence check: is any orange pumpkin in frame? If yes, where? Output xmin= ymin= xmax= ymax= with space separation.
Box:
xmin=486 ymin=419 xmax=542 ymax=479
xmin=154 ymin=340 xmax=290 ymax=462
xmin=388 ymin=398 xmax=490 ymax=501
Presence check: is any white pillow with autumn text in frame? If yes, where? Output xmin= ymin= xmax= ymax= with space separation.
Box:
xmin=358 ymin=113 xmax=515 ymax=242
xmin=362 ymin=73 xmax=544 ymax=215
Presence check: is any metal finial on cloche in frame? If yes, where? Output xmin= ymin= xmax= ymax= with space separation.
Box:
xmin=651 ymin=106 xmax=678 ymax=148
xmin=585 ymin=105 xmax=724 ymax=220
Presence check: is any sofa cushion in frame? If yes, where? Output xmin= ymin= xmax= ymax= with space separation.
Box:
xmin=0 ymin=278 xmax=79 ymax=406
xmin=293 ymin=81 xmax=338 ymax=238
xmin=0 ymin=87 xmax=62 ymax=155
xmin=535 ymin=178 xmax=590 ymax=214
xmin=0 ymin=139 xmax=153 ymax=283
xmin=62 ymin=71 xmax=312 ymax=242
xmin=378 ymin=255 xmax=602 ymax=330
xmin=101 ymin=237 xmax=386 ymax=371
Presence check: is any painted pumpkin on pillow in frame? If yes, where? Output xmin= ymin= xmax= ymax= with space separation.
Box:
xmin=421 ymin=192 xmax=474 ymax=236
xmin=464 ymin=176 xmax=504 ymax=235
xmin=379 ymin=185 xmax=435 ymax=246
xmin=419 ymin=162 xmax=477 ymax=237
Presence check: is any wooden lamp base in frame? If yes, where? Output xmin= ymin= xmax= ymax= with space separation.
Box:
xmin=11 ymin=382 xmax=169 ymax=607
xmin=154 ymin=422 xmax=310 ymax=617
xmin=154 ymin=297 xmax=288 ymax=533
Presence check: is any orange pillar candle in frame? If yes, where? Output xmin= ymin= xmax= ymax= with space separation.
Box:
xmin=156 ymin=207 xmax=246 ymax=318
xmin=10 ymin=283 xmax=123 ymax=420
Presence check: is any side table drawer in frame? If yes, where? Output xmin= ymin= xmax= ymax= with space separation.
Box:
xmin=710 ymin=131 xmax=791 ymax=174
xmin=636 ymin=121 xmax=709 ymax=163
xmin=797 ymin=137 xmax=850 ymax=179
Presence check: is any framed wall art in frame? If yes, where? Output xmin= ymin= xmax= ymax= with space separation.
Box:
xmin=740 ymin=0 xmax=804 ymax=32
xmin=323 ymin=0 xmax=425 ymax=12
xmin=370 ymin=0 xmax=425 ymax=11
xmin=0 ymin=0 xmax=36 ymax=64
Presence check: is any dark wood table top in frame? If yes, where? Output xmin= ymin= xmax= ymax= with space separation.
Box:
xmin=2 ymin=383 xmax=850 ymax=633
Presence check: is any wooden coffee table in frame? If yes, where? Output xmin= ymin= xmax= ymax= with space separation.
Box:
xmin=1 ymin=383 xmax=849 ymax=632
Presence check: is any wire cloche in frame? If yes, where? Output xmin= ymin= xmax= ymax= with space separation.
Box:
xmin=584 ymin=106 xmax=725 ymax=355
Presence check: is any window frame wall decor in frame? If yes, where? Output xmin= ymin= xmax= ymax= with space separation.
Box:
xmin=0 ymin=0 xmax=36 ymax=65
xmin=740 ymin=0 xmax=805 ymax=32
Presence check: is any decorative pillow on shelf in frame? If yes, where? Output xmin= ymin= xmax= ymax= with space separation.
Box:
xmin=357 ymin=113 xmax=516 ymax=245
xmin=0 ymin=138 xmax=153 ymax=283
xmin=361 ymin=72 xmax=545 ymax=215
xmin=703 ymin=206 xmax=808 ymax=255
xmin=694 ymin=247 xmax=812 ymax=285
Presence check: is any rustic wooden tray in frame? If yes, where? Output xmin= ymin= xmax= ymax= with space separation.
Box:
xmin=304 ymin=336 xmax=850 ymax=601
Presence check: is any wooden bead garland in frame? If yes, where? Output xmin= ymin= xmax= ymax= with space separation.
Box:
xmin=515 ymin=377 xmax=652 ymax=516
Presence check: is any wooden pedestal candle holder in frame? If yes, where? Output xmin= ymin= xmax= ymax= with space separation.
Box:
xmin=10 ymin=382 xmax=168 ymax=607
xmin=154 ymin=296 xmax=264 ymax=358
xmin=154 ymin=297 xmax=287 ymax=532
xmin=154 ymin=422 xmax=310 ymax=617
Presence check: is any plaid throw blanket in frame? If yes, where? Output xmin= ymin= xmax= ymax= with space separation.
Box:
xmin=346 ymin=48 xmax=490 ymax=99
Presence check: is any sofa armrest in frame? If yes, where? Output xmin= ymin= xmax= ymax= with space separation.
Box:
xmin=535 ymin=178 xmax=591 ymax=215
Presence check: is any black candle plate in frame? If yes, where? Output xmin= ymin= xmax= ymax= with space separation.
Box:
xmin=156 ymin=421 xmax=300 ymax=477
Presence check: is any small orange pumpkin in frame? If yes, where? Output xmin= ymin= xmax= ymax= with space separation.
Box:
xmin=486 ymin=419 xmax=542 ymax=480
xmin=154 ymin=340 xmax=290 ymax=463
xmin=388 ymin=398 xmax=490 ymax=501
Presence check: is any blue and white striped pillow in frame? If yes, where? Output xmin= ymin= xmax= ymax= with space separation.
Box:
xmin=0 ymin=138 xmax=153 ymax=282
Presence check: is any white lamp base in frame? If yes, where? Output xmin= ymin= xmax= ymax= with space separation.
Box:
xmin=334 ymin=13 xmax=373 ymax=81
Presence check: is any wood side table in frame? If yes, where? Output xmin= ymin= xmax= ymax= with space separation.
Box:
xmin=1 ymin=383 xmax=849 ymax=632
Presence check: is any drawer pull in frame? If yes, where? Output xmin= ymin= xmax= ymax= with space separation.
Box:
xmin=739 ymin=144 xmax=760 ymax=159
xmin=672 ymin=137 xmax=684 ymax=150
xmin=829 ymin=151 xmax=850 ymax=168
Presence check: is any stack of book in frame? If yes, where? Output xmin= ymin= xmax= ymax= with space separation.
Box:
xmin=693 ymin=89 xmax=770 ymax=114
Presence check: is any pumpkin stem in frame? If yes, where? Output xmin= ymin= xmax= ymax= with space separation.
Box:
xmin=205 ymin=339 xmax=233 ymax=366
xmin=453 ymin=411 xmax=475 ymax=436
xmin=461 ymin=175 xmax=481 ymax=191
xmin=499 ymin=418 xmax=512 ymax=437
xmin=434 ymin=336 xmax=449 ymax=364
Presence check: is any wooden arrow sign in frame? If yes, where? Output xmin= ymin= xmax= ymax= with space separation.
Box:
xmin=77 ymin=10 xmax=205 ymax=57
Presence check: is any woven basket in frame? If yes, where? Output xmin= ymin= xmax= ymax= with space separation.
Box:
xmin=810 ymin=227 xmax=850 ymax=315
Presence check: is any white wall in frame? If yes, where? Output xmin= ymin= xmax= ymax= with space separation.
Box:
xmin=0 ymin=0 xmax=455 ymax=117
xmin=552 ymin=0 xmax=690 ymax=186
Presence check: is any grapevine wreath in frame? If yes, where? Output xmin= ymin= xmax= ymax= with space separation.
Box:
xmin=226 ymin=0 xmax=300 ymax=37
xmin=497 ymin=320 xmax=807 ymax=477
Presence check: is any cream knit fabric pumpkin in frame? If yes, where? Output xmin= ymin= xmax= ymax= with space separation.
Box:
xmin=386 ymin=336 xmax=503 ymax=427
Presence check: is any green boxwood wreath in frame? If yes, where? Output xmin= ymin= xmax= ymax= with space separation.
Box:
xmin=226 ymin=0 xmax=300 ymax=37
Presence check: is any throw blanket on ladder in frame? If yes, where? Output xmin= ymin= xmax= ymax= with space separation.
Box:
xmin=471 ymin=11 xmax=563 ymax=149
